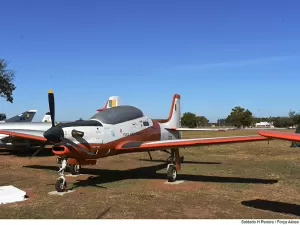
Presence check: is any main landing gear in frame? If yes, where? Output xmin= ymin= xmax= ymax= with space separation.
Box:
xmin=69 ymin=164 xmax=81 ymax=175
xmin=166 ymin=148 xmax=181 ymax=182
xmin=147 ymin=150 xmax=184 ymax=163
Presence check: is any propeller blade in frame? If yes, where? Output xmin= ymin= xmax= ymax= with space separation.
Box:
xmin=48 ymin=90 xmax=55 ymax=127
xmin=60 ymin=137 xmax=97 ymax=156
xmin=29 ymin=141 xmax=49 ymax=159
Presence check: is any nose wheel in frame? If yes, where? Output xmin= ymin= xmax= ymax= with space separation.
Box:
xmin=56 ymin=176 xmax=67 ymax=192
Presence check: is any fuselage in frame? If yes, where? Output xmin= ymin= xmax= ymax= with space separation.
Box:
xmin=51 ymin=116 xmax=179 ymax=159
xmin=61 ymin=117 xmax=178 ymax=144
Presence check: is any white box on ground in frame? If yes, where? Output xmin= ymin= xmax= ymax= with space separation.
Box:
xmin=0 ymin=185 xmax=27 ymax=204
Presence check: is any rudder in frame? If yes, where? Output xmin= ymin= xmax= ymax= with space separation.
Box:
xmin=163 ymin=94 xmax=181 ymax=128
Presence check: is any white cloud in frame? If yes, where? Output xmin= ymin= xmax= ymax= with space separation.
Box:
xmin=174 ymin=55 xmax=300 ymax=70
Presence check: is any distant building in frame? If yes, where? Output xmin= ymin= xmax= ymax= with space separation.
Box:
xmin=255 ymin=121 xmax=274 ymax=128
xmin=209 ymin=122 xmax=218 ymax=127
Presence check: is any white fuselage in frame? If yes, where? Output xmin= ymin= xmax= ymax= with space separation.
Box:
xmin=61 ymin=117 xmax=179 ymax=145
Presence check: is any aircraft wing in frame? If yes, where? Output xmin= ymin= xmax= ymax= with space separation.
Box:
xmin=167 ymin=128 xmax=236 ymax=132
xmin=0 ymin=129 xmax=46 ymax=142
xmin=116 ymin=135 xmax=268 ymax=151
xmin=258 ymin=130 xmax=300 ymax=142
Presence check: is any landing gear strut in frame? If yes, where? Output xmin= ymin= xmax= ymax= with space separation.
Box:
xmin=55 ymin=158 xmax=68 ymax=192
xmin=57 ymin=157 xmax=81 ymax=175
xmin=166 ymin=148 xmax=181 ymax=182
xmin=165 ymin=151 xmax=184 ymax=163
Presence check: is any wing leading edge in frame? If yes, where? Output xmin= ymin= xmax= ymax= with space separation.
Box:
xmin=116 ymin=135 xmax=268 ymax=151
xmin=0 ymin=130 xmax=46 ymax=142
xmin=258 ymin=130 xmax=300 ymax=142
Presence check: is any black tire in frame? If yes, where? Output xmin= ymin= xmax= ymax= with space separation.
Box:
xmin=69 ymin=165 xmax=81 ymax=175
xmin=55 ymin=178 xmax=67 ymax=192
xmin=167 ymin=164 xmax=177 ymax=182
xmin=180 ymin=156 xmax=184 ymax=163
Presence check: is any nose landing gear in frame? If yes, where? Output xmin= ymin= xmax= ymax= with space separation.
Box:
xmin=55 ymin=158 xmax=68 ymax=192
xmin=55 ymin=158 xmax=82 ymax=192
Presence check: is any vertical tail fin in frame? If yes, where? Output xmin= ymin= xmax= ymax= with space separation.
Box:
xmin=163 ymin=94 xmax=181 ymax=128
xmin=97 ymin=96 xmax=120 ymax=112
xmin=5 ymin=110 xmax=37 ymax=122
xmin=42 ymin=112 xmax=52 ymax=123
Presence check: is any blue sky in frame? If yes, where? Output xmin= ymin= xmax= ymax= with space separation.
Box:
xmin=1 ymin=0 xmax=300 ymax=122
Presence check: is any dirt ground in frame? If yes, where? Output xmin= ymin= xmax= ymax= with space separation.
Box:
xmin=0 ymin=129 xmax=300 ymax=219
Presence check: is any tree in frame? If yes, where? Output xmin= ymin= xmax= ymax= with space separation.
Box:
xmin=288 ymin=110 xmax=300 ymax=125
xmin=0 ymin=59 xmax=16 ymax=103
xmin=0 ymin=113 xmax=6 ymax=121
xmin=196 ymin=116 xmax=209 ymax=127
xmin=273 ymin=117 xmax=294 ymax=128
xmin=180 ymin=112 xmax=197 ymax=128
xmin=226 ymin=106 xmax=253 ymax=128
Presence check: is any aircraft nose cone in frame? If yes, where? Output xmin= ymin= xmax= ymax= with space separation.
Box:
xmin=44 ymin=126 xmax=64 ymax=142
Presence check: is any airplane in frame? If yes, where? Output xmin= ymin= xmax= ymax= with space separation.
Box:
xmin=0 ymin=111 xmax=52 ymax=147
xmin=0 ymin=109 xmax=37 ymax=123
xmin=41 ymin=112 xmax=52 ymax=123
xmin=0 ymin=90 xmax=270 ymax=192
xmin=0 ymin=96 xmax=118 ymax=148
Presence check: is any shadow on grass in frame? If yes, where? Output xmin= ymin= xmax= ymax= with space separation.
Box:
xmin=241 ymin=199 xmax=300 ymax=217
xmin=139 ymin=159 xmax=221 ymax=165
xmin=0 ymin=147 xmax=53 ymax=157
xmin=23 ymin=163 xmax=278 ymax=190
xmin=96 ymin=207 xmax=112 ymax=219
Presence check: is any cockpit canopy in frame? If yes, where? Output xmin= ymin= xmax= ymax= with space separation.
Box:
xmin=90 ymin=105 xmax=144 ymax=124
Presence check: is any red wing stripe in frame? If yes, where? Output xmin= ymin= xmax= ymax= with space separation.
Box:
xmin=140 ymin=136 xmax=267 ymax=149
xmin=0 ymin=130 xmax=46 ymax=142
xmin=258 ymin=131 xmax=300 ymax=142
xmin=116 ymin=135 xmax=268 ymax=151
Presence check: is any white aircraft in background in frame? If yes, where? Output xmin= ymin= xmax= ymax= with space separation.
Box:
xmin=0 ymin=96 xmax=119 ymax=148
